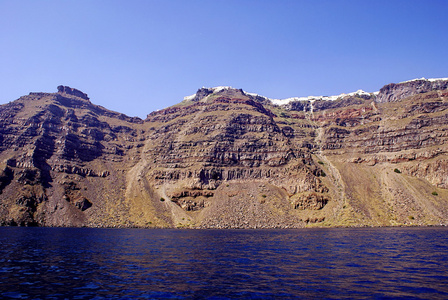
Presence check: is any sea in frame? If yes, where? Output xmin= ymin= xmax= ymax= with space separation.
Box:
xmin=1 ymin=227 xmax=447 ymax=299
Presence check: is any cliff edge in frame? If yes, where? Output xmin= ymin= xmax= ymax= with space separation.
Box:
xmin=1 ymin=80 xmax=448 ymax=228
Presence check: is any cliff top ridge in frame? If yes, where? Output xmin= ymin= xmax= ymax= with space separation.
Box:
xmin=57 ymin=85 xmax=89 ymax=101
xmin=182 ymin=77 xmax=448 ymax=107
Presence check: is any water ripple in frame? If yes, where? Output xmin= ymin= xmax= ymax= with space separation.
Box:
xmin=1 ymin=227 xmax=448 ymax=299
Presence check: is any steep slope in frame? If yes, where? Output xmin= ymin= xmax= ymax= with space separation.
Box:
xmin=130 ymin=88 xmax=330 ymax=228
xmin=0 ymin=86 xmax=145 ymax=226
xmin=1 ymin=79 xmax=448 ymax=228
xmin=280 ymin=79 xmax=448 ymax=227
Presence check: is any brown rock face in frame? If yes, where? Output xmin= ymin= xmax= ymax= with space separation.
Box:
xmin=0 ymin=89 xmax=144 ymax=227
xmin=1 ymin=81 xmax=448 ymax=228
xmin=57 ymin=85 xmax=90 ymax=100
xmin=375 ymin=78 xmax=448 ymax=103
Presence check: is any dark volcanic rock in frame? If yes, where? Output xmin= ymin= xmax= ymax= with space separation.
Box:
xmin=376 ymin=78 xmax=448 ymax=103
xmin=57 ymin=85 xmax=89 ymax=100
xmin=1 ymin=81 xmax=448 ymax=228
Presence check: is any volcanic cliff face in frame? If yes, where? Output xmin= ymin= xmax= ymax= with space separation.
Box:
xmin=1 ymin=79 xmax=448 ymax=228
xmin=0 ymin=87 xmax=144 ymax=227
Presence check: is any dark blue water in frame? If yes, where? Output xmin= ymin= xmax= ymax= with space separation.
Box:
xmin=1 ymin=227 xmax=448 ymax=299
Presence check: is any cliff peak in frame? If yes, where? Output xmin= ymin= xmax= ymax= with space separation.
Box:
xmin=183 ymin=86 xmax=246 ymax=102
xmin=57 ymin=85 xmax=90 ymax=101
xmin=399 ymin=77 xmax=448 ymax=84
xmin=376 ymin=78 xmax=448 ymax=103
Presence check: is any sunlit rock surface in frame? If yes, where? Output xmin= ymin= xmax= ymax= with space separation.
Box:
xmin=1 ymin=80 xmax=448 ymax=228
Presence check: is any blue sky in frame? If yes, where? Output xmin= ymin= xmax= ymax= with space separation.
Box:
xmin=1 ymin=0 xmax=447 ymax=118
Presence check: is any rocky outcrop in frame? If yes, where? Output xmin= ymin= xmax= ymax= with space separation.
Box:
xmin=375 ymin=78 xmax=448 ymax=103
xmin=57 ymin=85 xmax=90 ymax=100
xmin=1 ymin=80 xmax=448 ymax=228
xmin=0 ymin=87 xmax=144 ymax=227
xmin=291 ymin=192 xmax=329 ymax=210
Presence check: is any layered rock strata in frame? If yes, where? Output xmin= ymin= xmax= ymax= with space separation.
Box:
xmin=1 ymin=78 xmax=448 ymax=228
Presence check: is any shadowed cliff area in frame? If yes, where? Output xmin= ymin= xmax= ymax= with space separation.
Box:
xmin=1 ymin=80 xmax=448 ymax=228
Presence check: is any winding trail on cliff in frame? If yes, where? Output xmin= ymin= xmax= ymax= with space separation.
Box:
xmin=310 ymin=106 xmax=349 ymax=215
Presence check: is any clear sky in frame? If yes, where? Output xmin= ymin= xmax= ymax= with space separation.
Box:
xmin=1 ymin=0 xmax=447 ymax=118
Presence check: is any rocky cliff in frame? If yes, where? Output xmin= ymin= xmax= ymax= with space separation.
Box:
xmin=1 ymin=79 xmax=448 ymax=228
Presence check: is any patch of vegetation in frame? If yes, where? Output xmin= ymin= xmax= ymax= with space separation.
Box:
xmin=320 ymin=170 xmax=326 ymax=177
xmin=160 ymin=197 xmax=165 ymax=202
xmin=279 ymin=112 xmax=289 ymax=118
xmin=261 ymin=194 xmax=267 ymax=198
xmin=432 ymin=191 xmax=438 ymax=196
xmin=394 ymin=168 xmax=401 ymax=174
xmin=408 ymin=216 xmax=415 ymax=220
xmin=318 ymin=161 xmax=324 ymax=165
